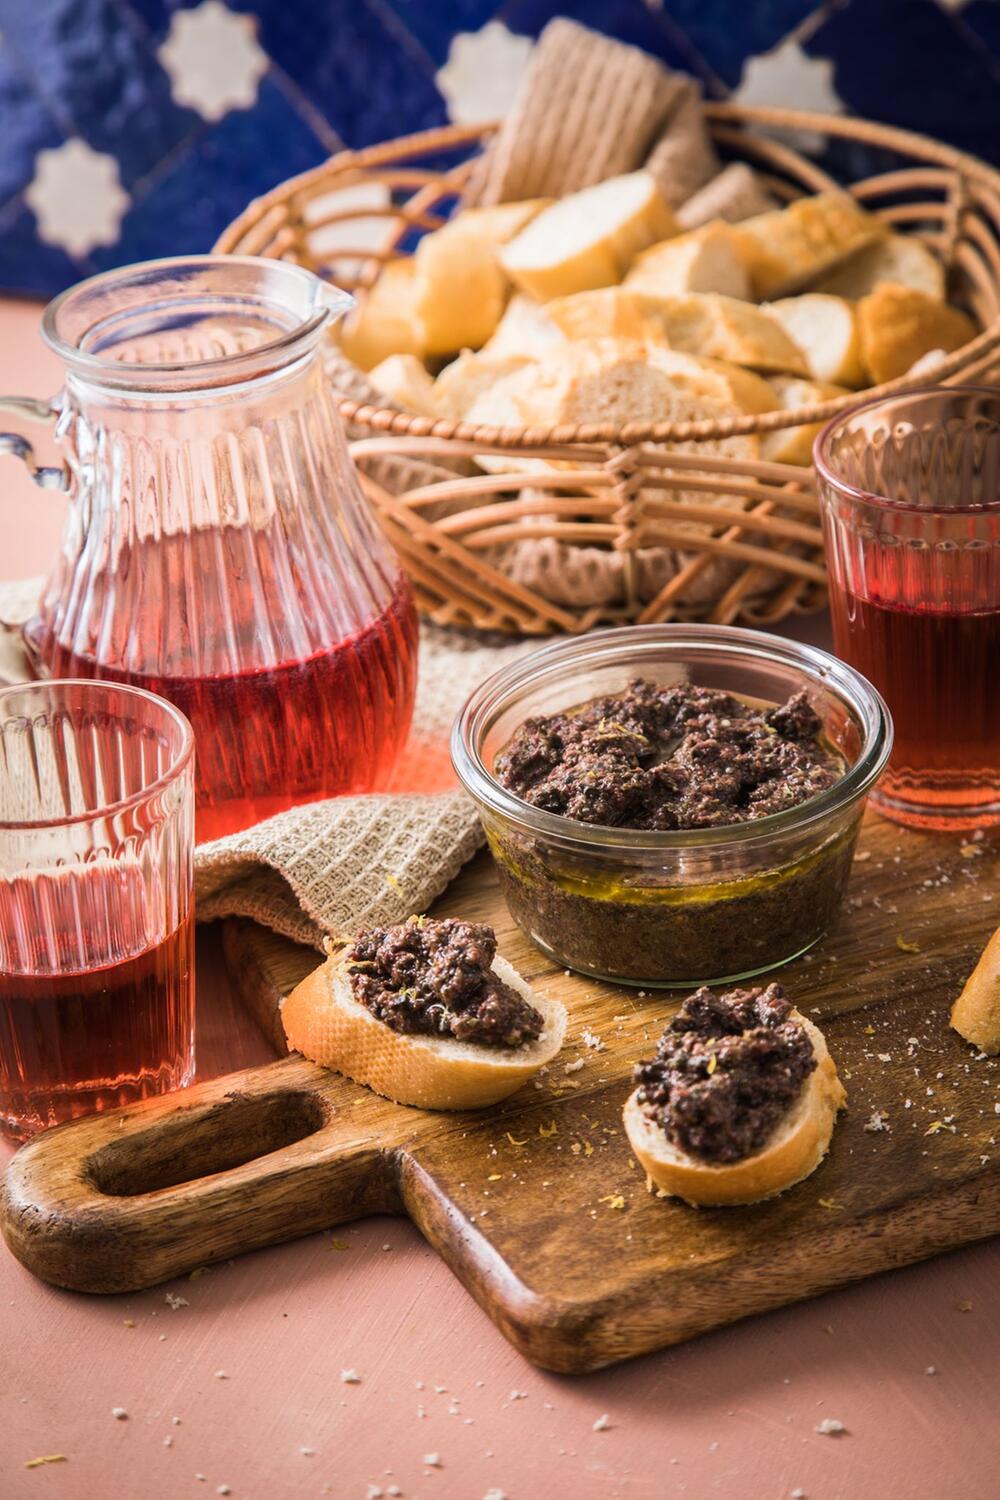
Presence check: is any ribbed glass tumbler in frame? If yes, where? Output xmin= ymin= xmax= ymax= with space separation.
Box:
xmin=0 ymin=680 xmax=195 ymax=1141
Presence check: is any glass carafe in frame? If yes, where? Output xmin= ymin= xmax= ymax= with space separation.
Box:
xmin=1 ymin=257 xmax=418 ymax=841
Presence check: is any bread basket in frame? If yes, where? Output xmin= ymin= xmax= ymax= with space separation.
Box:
xmin=217 ymin=103 xmax=1000 ymax=635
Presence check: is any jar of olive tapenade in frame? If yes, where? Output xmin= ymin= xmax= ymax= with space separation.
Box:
xmin=452 ymin=625 xmax=892 ymax=988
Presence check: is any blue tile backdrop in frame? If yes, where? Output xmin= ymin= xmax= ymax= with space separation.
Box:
xmin=0 ymin=0 xmax=997 ymax=295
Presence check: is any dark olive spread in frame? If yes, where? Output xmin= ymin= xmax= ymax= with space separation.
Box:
xmin=634 ymin=984 xmax=815 ymax=1163
xmin=494 ymin=681 xmax=842 ymax=830
xmin=345 ymin=917 xmax=543 ymax=1049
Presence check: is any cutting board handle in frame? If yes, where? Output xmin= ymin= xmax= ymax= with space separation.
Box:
xmin=1 ymin=1055 xmax=410 ymax=1293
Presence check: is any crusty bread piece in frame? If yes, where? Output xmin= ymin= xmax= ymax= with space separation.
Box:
xmin=481 ymin=294 xmax=564 ymax=360
xmin=857 ymin=283 xmax=976 ymax=383
xmin=545 ymin=287 xmax=654 ymax=341
xmin=625 ymin=221 xmax=750 ymax=301
xmin=765 ymin=294 xmax=865 ymax=387
xmin=412 ymin=199 xmax=550 ymax=356
xmin=647 ymin=347 xmax=778 ymax=415
xmin=676 ymin=162 xmax=779 ymax=230
xmin=368 ymin=353 xmax=440 ymax=416
xmin=434 ymin=350 xmax=534 ymax=419
xmin=624 ymin=1012 xmax=846 ymax=1207
xmin=761 ymin=376 xmax=850 ymax=465
xmin=639 ymin=292 xmax=809 ymax=375
xmin=282 ymin=951 xmax=567 ymax=1110
xmin=951 ymin=925 xmax=1000 ymax=1054
xmin=811 ymin=232 xmax=946 ymax=301
xmin=500 ymin=171 xmax=677 ymax=302
xmin=733 ymin=192 xmax=883 ymax=300
xmin=339 ymin=259 xmax=423 ymax=371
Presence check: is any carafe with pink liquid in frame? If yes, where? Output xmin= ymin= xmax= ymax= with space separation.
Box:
xmin=2 ymin=257 xmax=417 ymax=840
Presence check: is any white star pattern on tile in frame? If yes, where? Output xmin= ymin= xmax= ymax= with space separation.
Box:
xmin=436 ymin=21 xmax=534 ymax=125
xmin=734 ymin=40 xmax=843 ymax=153
xmin=25 ymin=139 xmax=129 ymax=256
xmin=159 ymin=0 xmax=268 ymax=123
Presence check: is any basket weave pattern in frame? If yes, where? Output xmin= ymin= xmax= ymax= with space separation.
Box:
xmin=218 ymin=105 xmax=1000 ymax=634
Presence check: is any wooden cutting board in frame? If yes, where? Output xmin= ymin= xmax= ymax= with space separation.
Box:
xmin=3 ymin=816 xmax=999 ymax=1373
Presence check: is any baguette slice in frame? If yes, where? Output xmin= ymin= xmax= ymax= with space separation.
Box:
xmin=481 ymin=294 xmax=564 ymax=360
xmin=951 ymin=925 xmax=1000 ymax=1054
xmin=500 ymin=171 xmax=677 ymax=302
xmin=434 ymin=350 xmax=535 ymax=419
xmin=545 ymin=287 xmax=653 ymax=341
xmin=761 ymin=376 xmax=850 ymax=466
xmin=625 ymin=221 xmax=750 ymax=301
xmin=812 ymin=232 xmax=946 ymax=301
xmin=857 ymin=283 xmax=976 ymax=383
xmin=733 ymin=192 xmax=883 ymax=300
xmin=282 ymin=952 xmax=567 ymax=1111
xmin=413 ymin=199 xmax=550 ymax=356
xmin=339 ymin=259 xmax=423 ymax=371
xmin=368 ymin=353 xmax=440 ymax=416
xmin=765 ymin=294 xmax=865 ymax=387
xmin=624 ymin=1012 xmax=846 ymax=1207
xmin=676 ymin=162 xmax=779 ymax=230
xmin=640 ymin=292 xmax=809 ymax=375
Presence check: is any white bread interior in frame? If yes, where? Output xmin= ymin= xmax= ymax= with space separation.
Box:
xmin=433 ymin=350 xmax=535 ymax=420
xmin=499 ymin=171 xmax=677 ymax=301
xmin=481 ymin=295 xmax=564 ymax=360
xmin=761 ymin=375 xmax=850 ymax=465
xmin=638 ymin=293 xmax=809 ymax=375
xmin=811 ymin=232 xmax=946 ymax=301
xmin=282 ymin=951 xmax=567 ymax=1111
xmin=625 ymin=221 xmax=751 ymax=301
xmin=623 ymin=1012 xmax=846 ymax=1207
xmin=951 ymin=924 xmax=1000 ymax=1054
xmin=368 ymin=353 xmax=441 ymax=416
xmin=764 ymin=294 xmax=865 ymax=387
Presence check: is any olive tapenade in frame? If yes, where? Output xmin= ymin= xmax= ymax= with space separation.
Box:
xmin=346 ymin=917 xmax=543 ymax=1049
xmin=633 ymin=984 xmax=815 ymax=1163
xmin=495 ymin=681 xmax=843 ymax=830
xmin=484 ymin=679 xmax=859 ymax=987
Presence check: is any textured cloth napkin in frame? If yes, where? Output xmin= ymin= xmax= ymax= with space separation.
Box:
xmin=0 ymin=579 xmax=532 ymax=950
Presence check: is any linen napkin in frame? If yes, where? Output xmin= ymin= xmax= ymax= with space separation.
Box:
xmin=0 ymin=579 xmax=533 ymax=950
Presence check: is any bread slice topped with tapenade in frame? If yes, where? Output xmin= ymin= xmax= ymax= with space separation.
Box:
xmin=282 ymin=917 xmax=567 ymax=1110
xmin=624 ymin=984 xmax=845 ymax=1207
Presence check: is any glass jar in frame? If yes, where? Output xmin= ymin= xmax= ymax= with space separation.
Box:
xmin=0 ymin=256 xmax=417 ymax=841
xmin=452 ymin=624 xmax=892 ymax=987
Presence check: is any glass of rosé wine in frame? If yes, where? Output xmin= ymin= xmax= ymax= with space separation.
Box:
xmin=0 ymin=680 xmax=195 ymax=1141
xmin=815 ymin=387 xmax=1000 ymax=831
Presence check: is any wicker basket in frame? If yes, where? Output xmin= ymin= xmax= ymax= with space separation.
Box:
xmin=217 ymin=104 xmax=1000 ymax=635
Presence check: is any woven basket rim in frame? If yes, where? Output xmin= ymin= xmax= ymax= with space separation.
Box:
xmin=216 ymin=102 xmax=1000 ymax=449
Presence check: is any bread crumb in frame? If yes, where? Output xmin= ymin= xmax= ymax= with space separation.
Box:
xmin=864 ymin=1111 xmax=889 ymax=1132
xmin=925 ymin=1365 xmax=937 ymax=1375
xmin=896 ymin=934 xmax=921 ymax=953
xmin=217 ymin=1487 xmax=231 ymax=1496
xmin=956 ymin=1300 xmax=973 ymax=1312
xmin=24 ymin=1456 xmax=67 ymax=1469
xmin=164 ymin=1292 xmax=189 ymax=1310
xmin=815 ymin=1418 xmax=846 ymax=1435
xmin=122 ymin=1318 xmax=135 ymax=1328
xmin=593 ymin=1413 xmax=612 ymax=1431
xmin=483 ymin=1490 xmax=508 ymax=1500
xmin=564 ymin=1058 xmax=585 ymax=1074
xmin=171 ymin=1416 xmax=181 ymax=1425
xmin=112 ymin=1407 xmax=128 ymax=1420
xmin=581 ymin=1029 xmax=606 ymax=1051
xmin=341 ymin=1368 xmax=362 ymax=1383
xmin=423 ymin=1452 xmax=443 ymax=1467
xmin=367 ymin=1486 xmax=383 ymax=1499
xmin=213 ymin=1370 xmax=228 ymax=1380
xmin=300 ymin=1446 xmax=316 ymax=1456
xmin=509 ymin=1390 xmax=527 ymax=1400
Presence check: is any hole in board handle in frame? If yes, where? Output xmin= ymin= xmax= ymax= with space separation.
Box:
xmin=85 ymin=1089 xmax=330 ymax=1196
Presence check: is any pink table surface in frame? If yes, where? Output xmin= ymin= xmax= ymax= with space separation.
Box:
xmin=1 ymin=300 xmax=998 ymax=1500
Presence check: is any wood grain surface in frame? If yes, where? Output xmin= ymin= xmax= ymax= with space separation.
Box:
xmin=3 ymin=815 xmax=998 ymax=1373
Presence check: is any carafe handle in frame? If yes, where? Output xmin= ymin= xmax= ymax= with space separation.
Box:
xmin=0 ymin=396 xmax=69 ymax=491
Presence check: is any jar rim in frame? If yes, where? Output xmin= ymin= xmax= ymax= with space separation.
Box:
xmin=451 ymin=623 xmax=893 ymax=853
xmin=814 ymin=384 xmax=1000 ymax=515
xmin=0 ymin=679 xmax=194 ymax=832
xmin=41 ymin=255 xmax=353 ymax=393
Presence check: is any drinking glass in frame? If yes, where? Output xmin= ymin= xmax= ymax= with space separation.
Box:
xmin=0 ymin=680 xmax=195 ymax=1141
xmin=815 ymin=387 xmax=1000 ymax=830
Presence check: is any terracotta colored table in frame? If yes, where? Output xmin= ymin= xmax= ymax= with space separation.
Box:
xmin=1 ymin=300 xmax=997 ymax=1500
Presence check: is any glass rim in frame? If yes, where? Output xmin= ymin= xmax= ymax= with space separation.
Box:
xmin=451 ymin=623 xmax=893 ymax=854
xmin=814 ymin=384 xmax=1000 ymax=516
xmin=42 ymin=255 xmax=353 ymax=392
xmin=0 ymin=679 xmax=195 ymax=833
